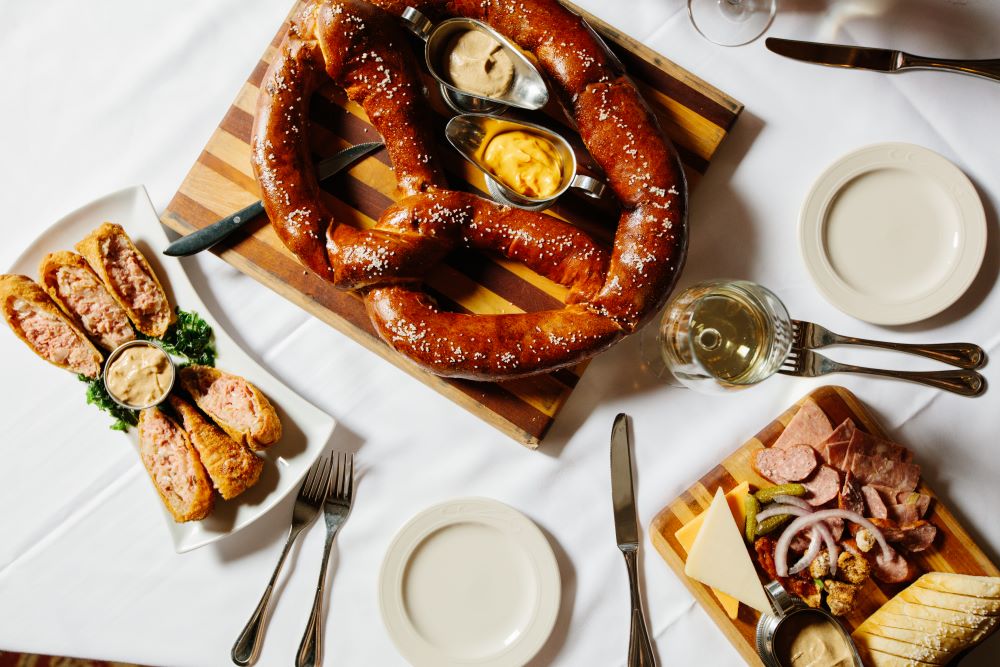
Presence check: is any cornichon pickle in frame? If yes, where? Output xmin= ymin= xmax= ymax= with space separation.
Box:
xmin=754 ymin=483 xmax=807 ymax=504
xmin=743 ymin=494 xmax=760 ymax=544
xmin=756 ymin=513 xmax=793 ymax=536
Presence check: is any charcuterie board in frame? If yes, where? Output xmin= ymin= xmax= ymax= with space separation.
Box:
xmin=158 ymin=0 xmax=743 ymax=447
xmin=649 ymin=385 xmax=1000 ymax=666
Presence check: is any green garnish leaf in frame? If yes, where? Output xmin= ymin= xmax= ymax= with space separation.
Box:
xmin=79 ymin=374 xmax=139 ymax=432
xmin=144 ymin=308 xmax=216 ymax=367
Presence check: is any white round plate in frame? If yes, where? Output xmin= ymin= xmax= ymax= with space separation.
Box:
xmin=800 ymin=143 xmax=986 ymax=325
xmin=379 ymin=498 xmax=560 ymax=667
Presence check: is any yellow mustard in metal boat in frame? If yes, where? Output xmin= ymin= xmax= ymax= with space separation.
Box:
xmin=481 ymin=130 xmax=563 ymax=199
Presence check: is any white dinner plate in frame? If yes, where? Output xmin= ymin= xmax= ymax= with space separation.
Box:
xmin=3 ymin=186 xmax=336 ymax=553
xmin=800 ymin=143 xmax=986 ymax=325
xmin=379 ymin=498 xmax=560 ymax=667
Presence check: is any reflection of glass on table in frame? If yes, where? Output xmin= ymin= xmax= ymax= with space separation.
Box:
xmin=643 ymin=280 xmax=792 ymax=393
xmin=687 ymin=0 xmax=777 ymax=47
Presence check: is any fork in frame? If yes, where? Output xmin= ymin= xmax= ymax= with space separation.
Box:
xmin=296 ymin=452 xmax=355 ymax=667
xmin=232 ymin=453 xmax=334 ymax=667
xmin=779 ymin=348 xmax=986 ymax=397
xmin=791 ymin=319 xmax=986 ymax=370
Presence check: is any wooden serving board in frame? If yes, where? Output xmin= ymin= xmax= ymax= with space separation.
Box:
xmin=650 ymin=386 xmax=1000 ymax=666
xmin=160 ymin=1 xmax=743 ymax=447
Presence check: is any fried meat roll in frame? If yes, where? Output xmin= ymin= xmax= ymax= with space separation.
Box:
xmin=178 ymin=365 xmax=282 ymax=450
xmin=0 ymin=274 xmax=103 ymax=378
xmin=138 ymin=406 xmax=214 ymax=522
xmin=167 ymin=395 xmax=263 ymax=500
xmin=76 ymin=223 xmax=173 ymax=337
xmin=38 ymin=251 xmax=135 ymax=351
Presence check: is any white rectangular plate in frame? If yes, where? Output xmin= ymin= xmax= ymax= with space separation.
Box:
xmin=2 ymin=185 xmax=335 ymax=553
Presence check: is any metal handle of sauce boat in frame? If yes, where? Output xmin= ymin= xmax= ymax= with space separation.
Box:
xmin=571 ymin=174 xmax=606 ymax=199
xmin=401 ymin=6 xmax=433 ymax=41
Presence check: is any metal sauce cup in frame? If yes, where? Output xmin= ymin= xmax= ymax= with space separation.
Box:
xmin=400 ymin=7 xmax=548 ymax=114
xmin=756 ymin=581 xmax=864 ymax=667
xmin=445 ymin=113 xmax=605 ymax=211
xmin=102 ymin=340 xmax=176 ymax=411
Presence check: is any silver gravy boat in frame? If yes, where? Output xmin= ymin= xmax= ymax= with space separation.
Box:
xmin=445 ymin=113 xmax=606 ymax=211
xmin=756 ymin=580 xmax=864 ymax=667
xmin=400 ymin=7 xmax=549 ymax=114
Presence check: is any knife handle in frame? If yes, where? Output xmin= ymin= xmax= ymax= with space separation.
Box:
xmin=901 ymin=53 xmax=1000 ymax=83
xmin=623 ymin=549 xmax=656 ymax=667
xmin=163 ymin=200 xmax=264 ymax=257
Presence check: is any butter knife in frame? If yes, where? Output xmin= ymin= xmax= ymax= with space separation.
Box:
xmin=163 ymin=141 xmax=384 ymax=257
xmin=611 ymin=413 xmax=656 ymax=667
xmin=765 ymin=37 xmax=1000 ymax=83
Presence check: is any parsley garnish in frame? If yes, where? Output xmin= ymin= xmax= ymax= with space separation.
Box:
xmin=85 ymin=307 xmax=216 ymax=431
xmin=154 ymin=308 xmax=217 ymax=367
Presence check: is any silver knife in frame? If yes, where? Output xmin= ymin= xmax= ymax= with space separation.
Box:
xmin=765 ymin=37 xmax=1000 ymax=83
xmin=163 ymin=141 xmax=384 ymax=257
xmin=611 ymin=413 xmax=656 ymax=667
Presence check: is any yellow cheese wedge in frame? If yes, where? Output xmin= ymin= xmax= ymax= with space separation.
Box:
xmin=684 ymin=488 xmax=771 ymax=615
xmin=674 ymin=482 xmax=750 ymax=619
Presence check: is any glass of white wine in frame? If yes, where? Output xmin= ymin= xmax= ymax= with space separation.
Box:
xmin=687 ymin=0 xmax=777 ymax=47
xmin=649 ymin=280 xmax=792 ymax=393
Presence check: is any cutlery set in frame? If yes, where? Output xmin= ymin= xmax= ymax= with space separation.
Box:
xmin=779 ymin=319 xmax=987 ymax=396
xmin=232 ymin=451 xmax=355 ymax=667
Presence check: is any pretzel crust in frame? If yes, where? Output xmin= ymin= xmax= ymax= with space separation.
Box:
xmin=251 ymin=0 xmax=688 ymax=380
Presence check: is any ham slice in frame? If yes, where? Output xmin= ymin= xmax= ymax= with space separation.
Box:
xmin=826 ymin=441 xmax=851 ymax=469
xmin=847 ymin=452 xmax=920 ymax=494
xmin=845 ymin=430 xmax=912 ymax=463
xmin=838 ymin=475 xmax=866 ymax=517
xmin=772 ymin=400 xmax=834 ymax=452
xmin=819 ymin=420 xmax=856 ymax=456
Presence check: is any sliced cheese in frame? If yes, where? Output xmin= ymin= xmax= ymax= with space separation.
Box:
xmin=684 ymin=487 xmax=770 ymax=615
xmin=674 ymin=482 xmax=750 ymax=619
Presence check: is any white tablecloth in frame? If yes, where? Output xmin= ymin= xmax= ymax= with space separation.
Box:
xmin=1 ymin=1 xmax=999 ymax=665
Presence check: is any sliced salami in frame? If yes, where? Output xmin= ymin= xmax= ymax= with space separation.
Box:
xmin=869 ymin=547 xmax=919 ymax=584
xmin=888 ymin=503 xmax=921 ymax=525
xmin=753 ymin=444 xmax=818 ymax=484
xmin=772 ymin=400 xmax=834 ymax=452
xmin=802 ymin=465 xmax=841 ymax=506
xmin=861 ymin=485 xmax=889 ymax=519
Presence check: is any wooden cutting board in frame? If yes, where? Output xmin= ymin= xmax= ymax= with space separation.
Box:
xmin=159 ymin=1 xmax=743 ymax=447
xmin=649 ymin=385 xmax=1000 ymax=666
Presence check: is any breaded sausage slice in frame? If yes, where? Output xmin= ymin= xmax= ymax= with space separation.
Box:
xmin=167 ymin=395 xmax=263 ymax=500
xmin=138 ymin=406 xmax=214 ymax=522
xmin=76 ymin=223 xmax=173 ymax=337
xmin=38 ymin=251 xmax=135 ymax=351
xmin=179 ymin=365 xmax=282 ymax=450
xmin=0 ymin=274 xmax=103 ymax=378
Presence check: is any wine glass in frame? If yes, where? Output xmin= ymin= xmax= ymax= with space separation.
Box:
xmin=687 ymin=0 xmax=777 ymax=47
xmin=642 ymin=280 xmax=792 ymax=393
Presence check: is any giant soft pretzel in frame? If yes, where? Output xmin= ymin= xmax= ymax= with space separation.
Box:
xmin=252 ymin=0 xmax=688 ymax=380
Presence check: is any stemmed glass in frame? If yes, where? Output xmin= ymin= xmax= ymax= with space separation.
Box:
xmin=642 ymin=280 xmax=792 ymax=393
xmin=687 ymin=0 xmax=778 ymax=47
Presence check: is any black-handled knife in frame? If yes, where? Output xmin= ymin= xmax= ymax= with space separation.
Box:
xmin=765 ymin=37 xmax=1000 ymax=83
xmin=163 ymin=141 xmax=384 ymax=257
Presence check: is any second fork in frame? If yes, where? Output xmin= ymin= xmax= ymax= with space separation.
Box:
xmin=296 ymin=452 xmax=355 ymax=667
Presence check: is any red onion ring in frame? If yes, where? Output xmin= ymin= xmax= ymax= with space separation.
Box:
xmin=772 ymin=495 xmax=813 ymax=511
xmin=788 ymin=531 xmax=821 ymax=576
xmin=774 ymin=509 xmax=887 ymax=577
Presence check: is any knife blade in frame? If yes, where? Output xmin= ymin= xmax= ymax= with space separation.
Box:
xmin=611 ymin=413 xmax=639 ymax=549
xmin=766 ymin=37 xmax=901 ymax=72
xmin=163 ymin=141 xmax=384 ymax=257
xmin=765 ymin=37 xmax=1000 ymax=83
